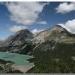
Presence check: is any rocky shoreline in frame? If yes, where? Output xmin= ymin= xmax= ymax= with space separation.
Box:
xmin=12 ymin=64 xmax=34 ymax=73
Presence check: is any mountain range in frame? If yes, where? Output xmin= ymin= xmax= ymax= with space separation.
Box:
xmin=0 ymin=25 xmax=75 ymax=54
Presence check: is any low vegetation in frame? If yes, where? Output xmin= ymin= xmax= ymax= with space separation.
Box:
xmin=0 ymin=59 xmax=23 ymax=73
xmin=27 ymin=41 xmax=75 ymax=73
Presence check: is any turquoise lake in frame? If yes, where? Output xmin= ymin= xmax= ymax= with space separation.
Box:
xmin=0 ymin=52 xmax=33 ymax=66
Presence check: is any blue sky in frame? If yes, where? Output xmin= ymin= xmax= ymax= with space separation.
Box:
xmin=0 ymin=2 xmax=75 ymax=40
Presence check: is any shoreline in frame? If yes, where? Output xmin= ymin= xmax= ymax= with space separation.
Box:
xmin=12 ymin=64 xmax=34 ymax=73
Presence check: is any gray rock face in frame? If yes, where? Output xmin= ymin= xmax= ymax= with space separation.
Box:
xmin=0 ymin=25 xmax=75 ymax=54
xmin=0 ymin=29 xmax=34 ymax=53
xmin=33 ymin=25 xmax=75 ymax=53
xmin=6 ymin=29 xmax=33 ymax=46
xmin=32 ymin=25 xmax=71 ymax=44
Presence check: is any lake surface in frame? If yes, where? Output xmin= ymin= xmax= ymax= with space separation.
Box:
xmin=0 ymin=52 xmax=33 ymax=66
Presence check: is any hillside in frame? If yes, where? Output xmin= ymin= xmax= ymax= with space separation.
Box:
xmin=0 ymin=29 xmax=34 ymax=54
xmin=0 ymin=25 xmax=75 ymax=54
xmin=0 ymin=24 xmax=75 ymax=73
xmin=27 ymin=25 xmax=75 ymax=73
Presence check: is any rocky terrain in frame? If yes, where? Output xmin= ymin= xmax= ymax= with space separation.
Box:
xmin=32 ymin=25 xmax=75 ymax=59
xmin=0 ymin=25 xmax=75 ymax=54
xmin=1 ymin=25 xmax=75 ymax=73
xmin=29 ymin=25 xmax=75 ymax=73
xmin=0 ymin=29 xmax=34 ymax=54
xmin=0 ymin=59 xmax=23 ymax=73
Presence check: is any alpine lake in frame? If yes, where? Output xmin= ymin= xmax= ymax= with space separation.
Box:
xmin=0 ymin=52 xmax=34 ymax=66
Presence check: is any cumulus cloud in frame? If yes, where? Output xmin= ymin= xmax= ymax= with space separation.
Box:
xmin=37 ymin=21 xmax=47 ymax=25
xmin=58 ymin=19 xmax=75 ymax=34
xmin=9 ymin=25 xmax=26 ymax=32
xmin=56 ymin=2 xmax=75 ymax=14
xmin=31 ymin=29 xmax=44 ymax=34
xmin=6 ymin=2 xmax=47 ymax=25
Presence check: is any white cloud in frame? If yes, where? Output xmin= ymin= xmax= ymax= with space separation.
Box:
xmin=9 ymin=25 xmax=26 ymax=32
xmin=6 ymin=2 xmax=47 ymax=25
xmin=58 ymin=19 xmax=75 ymax=34
xmin=37 ymin=21 xmax=47 ymax=25
xmin=31 ymin=29 xmax=43 ymax=34
xmin=0 ymin=37 xmax=6 ymax=41
xmin=56 ymin=2 xmax=75 ymax=14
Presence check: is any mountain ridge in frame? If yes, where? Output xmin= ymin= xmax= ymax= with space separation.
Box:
xmin=0 ymin=25 xmax=75 ymax=54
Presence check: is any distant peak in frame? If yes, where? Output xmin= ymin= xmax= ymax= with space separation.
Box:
xmin=57 ymin=24 xmax=75 ymax=34
xmin=16 ymin=29 xmax=32 ymax=35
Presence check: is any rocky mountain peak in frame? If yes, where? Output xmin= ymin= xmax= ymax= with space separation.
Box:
xmin=32 ymin=25 xmax=75 ymax=44
xmin=0 ymin=29 xmax=33 ymax=47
